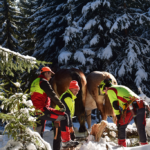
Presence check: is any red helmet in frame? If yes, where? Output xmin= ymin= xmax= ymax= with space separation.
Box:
xmin=41 ymin=66 xmax=55 ymax=74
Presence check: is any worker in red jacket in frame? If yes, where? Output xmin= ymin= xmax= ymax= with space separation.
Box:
xmin=99 ymin=78 xmax=150 ymax=147
xmin=30 ymin=66 xmax=79 ymax=148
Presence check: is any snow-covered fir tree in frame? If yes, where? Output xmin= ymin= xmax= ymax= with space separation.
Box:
xmin=30 ymin=0 xmax=83 ymax=65
xmin=0 ymin=80 xmax=50 ymax=150
xmin=0 ymin=46 xmax=38 ymax=76
xmin=0 ymin=46 xmax=52 ymax=149
xmin=59 ymin=0 xmax=150 ymax=96
xmin=18 ymin=0 xmax=37 ymax=56
xmin=107 ymin=0 xmax=150 ymax=94
xmin=58 ymin=22 xmax=84 ymax=70
xmin=0 ymin=46 xmax=51 ymax=93
xmin=59 ymin=0 xmax=112 ymax=73
xmin=0 ymin=0 xmax=24 ymax=52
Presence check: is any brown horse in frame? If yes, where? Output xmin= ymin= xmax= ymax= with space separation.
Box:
xmin=51 ymin=68 xmax=87 ymax=132
xmin=85 ymin=71 xmax=117 ymax=129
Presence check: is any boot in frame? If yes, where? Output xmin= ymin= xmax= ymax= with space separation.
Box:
xmin=140 ymin=142 xmax=148 ymax=145
xmin=62 ymin=140 xmax=79 ymax=148
xmin=70 ymin=132 xmax=76 ymax=141
xmin=61 ymin=127 xmax=79 ymax=148
xmin=118 ymin=139 xmax=126 ymax=147
xmin=70 ymin=127 xmax=76 ymax=141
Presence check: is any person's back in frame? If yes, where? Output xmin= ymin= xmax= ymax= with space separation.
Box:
xmin=108 ymin=85 xmax=139 ymax=98
xmin=30 ymin=75 xmax=51 ymax=111
xmin=107 ymin=85 xmax=140 ymax=110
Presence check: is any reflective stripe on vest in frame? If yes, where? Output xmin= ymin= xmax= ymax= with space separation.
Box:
xmin=108 ymin=88 xmax=128 ymax=103
xmin=30 ymin=78 xmax=45 ymax=95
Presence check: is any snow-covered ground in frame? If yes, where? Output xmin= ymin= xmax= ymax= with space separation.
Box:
xmin=0 ymin=118 xmax=150 ymax=150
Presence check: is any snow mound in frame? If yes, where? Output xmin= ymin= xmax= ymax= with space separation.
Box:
xmin=80 ymin=134 xmax=150 ymax=150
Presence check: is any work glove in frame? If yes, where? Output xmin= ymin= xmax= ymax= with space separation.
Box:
xmin=69 ymin=126 xmax=74 ymax=133
xmin=59 ymin=107 xmax=66 ymax=112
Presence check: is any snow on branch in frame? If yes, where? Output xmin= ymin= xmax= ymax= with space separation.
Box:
xmin=90 ymin=34 xmax=100 ymax=46
xmin=58 ymin=51 xmax=72 ymax=64
xmin=56 ymin=3 xmax=64 ymax=11
xmin=125 ymin=40 xmax=138 ymax=66
xmin=0 ymin=46 xmax=51 ymax=76
xmin=83 ymin=19 xmax=97 ymax=30
xmin=86 ymin=57 xmax=94 ymax=64
xmin=0 ymin=88 xmax=51 ymax=150
xmin=110 ymin=14 xmax=131 ymax=33
xmin=101 ymin=45 xmax=112 ymax=59
xmin=127 ymin=49 xmax=137 ymax=66
xmin=0 ymin=46 xmax=36 ymax=63
xmin=118 ymin=60 xmax=126 ymax=77
xmin=104 ymin=18 xmax=112 ymax=29
xmin=82 ymin=2 xmax=91 ymax=14
xmin=101 ymin=39 xmax=116 ymax=59
xmin=82 ymin=48 xmax=95 ymax=55
xmin=82 ymin=0 xmax=110 ymax=14
xmin=135 ymin=68 xmax=148 ymax=87
xmin=135 ymin=13 xmax=150 ymax=24
xmin=63 ymin=26 xmax=82 ymax=45
xmin=10 ymin=34 xmax=18 ymax=44
xmin=110 ymin=12 xmax=150 ymax=33
xmin=74 ymin=51 xmax=86 ymax=65
xmin=43 ymin=39 xmax=52 ymax=48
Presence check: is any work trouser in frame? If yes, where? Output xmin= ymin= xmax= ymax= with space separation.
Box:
xmin=118 ymin=108 xmax=147 ymax=144
xmin=36 ymin=107 xmax=69 ymax=137
xmin=53 ymin=124 xmax=76 ymax=150
xmin=118 ymin=110 xmax=133 ymax=140
xmin=134 ymin=108 xmax=147 ymax=143
xmin=53 ymin=126 xmax=61 ymax=150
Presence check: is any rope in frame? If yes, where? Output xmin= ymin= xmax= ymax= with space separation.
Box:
xmin=86 ymin=113 xmax=92 ymax=119
xmin=108 ymin=116 xmax=114 ymax=122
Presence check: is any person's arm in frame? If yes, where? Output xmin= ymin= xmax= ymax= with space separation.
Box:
xmin=63 ymin=97 xmax=73 ymax=127
xmin=107 ymin=90 xmax=121 ymax=125
xmin=40 ymin=79 xmax=65 ymax=109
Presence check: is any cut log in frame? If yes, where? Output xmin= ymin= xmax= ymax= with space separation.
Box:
xmin=90 ymin=120 xmax=107 ymax=142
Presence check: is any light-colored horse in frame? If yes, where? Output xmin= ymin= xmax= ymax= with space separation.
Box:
xmin=85 ymin=71 xmax=117 ymax=129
